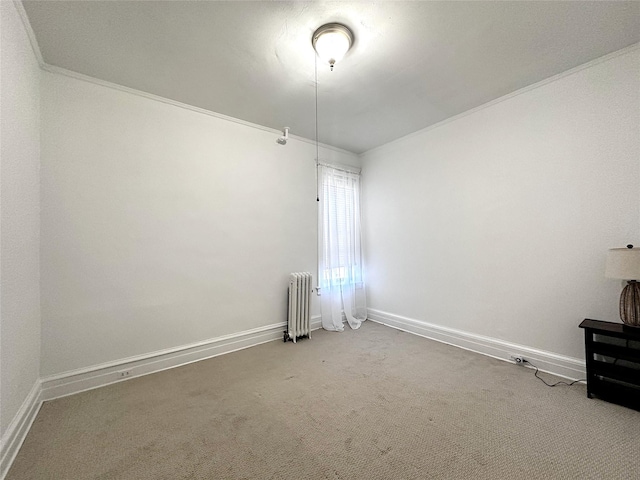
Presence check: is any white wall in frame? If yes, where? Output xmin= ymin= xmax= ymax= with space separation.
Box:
xmin=361 ymin=48 xmax=639 ymax=361
xmin=0 ymin=2 xmax=42 ymax=436
xmin=40 ymin=71 xmax=359 ymax=376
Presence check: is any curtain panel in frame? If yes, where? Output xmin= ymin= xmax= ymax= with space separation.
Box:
xmin=318 ymin=165 xmax=367 ymax=331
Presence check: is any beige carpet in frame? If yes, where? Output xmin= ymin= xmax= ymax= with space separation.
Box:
xmin=7 ymin=321 xmax=640 ymax=479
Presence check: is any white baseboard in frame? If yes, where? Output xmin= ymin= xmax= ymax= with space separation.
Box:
xmin=1 ymin=380 xmax=42 ymax=480
xmin=367 ymin=308 xmax=585 ymax=380
xmin=2 ymin=318 xmax=321 ymax=478
xmin=0 ymin=312 xmax=579 ymax=478
xmin=41 ymin=316 xmax=322 ymax=402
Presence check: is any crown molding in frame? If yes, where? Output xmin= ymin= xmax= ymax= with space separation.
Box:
xmin=362 ymin=42 xmax=640 ymax=158
xmin=15 ymin=1 xmax=355 ymax=156
xmin=13 ymin=1 xmax=44 ymax=66
xmin=40 ymin=63 xmax=358 ymax=157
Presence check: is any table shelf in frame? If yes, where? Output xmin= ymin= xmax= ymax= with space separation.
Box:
xmin=579 ymin=319 xmax=640 ymax=411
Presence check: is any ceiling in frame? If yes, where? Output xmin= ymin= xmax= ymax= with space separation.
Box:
xmin=22 ymin=1 xmax=640 ymax=154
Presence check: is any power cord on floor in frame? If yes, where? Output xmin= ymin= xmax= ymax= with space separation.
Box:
xmin=522 ymin=359 xmax=585 ymax=387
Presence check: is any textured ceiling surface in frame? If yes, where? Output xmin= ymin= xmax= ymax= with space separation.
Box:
xmin=23 ymin=1 xmax=640 ymax=153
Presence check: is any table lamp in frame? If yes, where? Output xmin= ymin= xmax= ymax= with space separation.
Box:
xmin=606 ymin=245 xmax=640 ymax=327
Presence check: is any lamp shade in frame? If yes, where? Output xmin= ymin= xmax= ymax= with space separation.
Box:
xmin=312 ymin=23 xmax=353 ymax=68
xmin=605 ymin=247 xmax=640 ymax=280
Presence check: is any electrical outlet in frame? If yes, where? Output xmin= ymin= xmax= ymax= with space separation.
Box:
xmin=510 ymin=355 xmax=525 ymax=365
xmin=117 ymin=370 xmax=131 ymax=378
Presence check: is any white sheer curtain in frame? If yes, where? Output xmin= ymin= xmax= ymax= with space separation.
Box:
xmin=318 ymin=164 xmax=367 ymax=331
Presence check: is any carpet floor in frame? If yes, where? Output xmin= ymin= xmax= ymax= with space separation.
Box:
xmin=7 ymin=321 xmax=640 ymax=479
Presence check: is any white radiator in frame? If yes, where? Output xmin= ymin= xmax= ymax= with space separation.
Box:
xmin=284 ymin=272 xmax=312 ymax=343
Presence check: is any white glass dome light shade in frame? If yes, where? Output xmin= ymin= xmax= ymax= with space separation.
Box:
xmin=312 ymin=23 xmax=354 ymax=69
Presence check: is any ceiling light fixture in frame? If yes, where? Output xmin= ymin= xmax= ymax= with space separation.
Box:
xmin=312 ymin=23 xmax=354 ymax=71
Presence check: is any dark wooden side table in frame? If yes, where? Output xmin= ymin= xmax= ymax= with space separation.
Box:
xmin=579 ymin=319 xmax=640 ymax=411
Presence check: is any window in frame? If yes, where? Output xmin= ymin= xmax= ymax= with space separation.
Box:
xmin=319 ymin=167 xmax=363 ymax=288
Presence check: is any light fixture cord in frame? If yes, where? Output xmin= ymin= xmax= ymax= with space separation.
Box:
xmin=315 ymin=53 xmax=319 ymax=202
xmin=314 ymin=52 xmax=321 ymax=295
